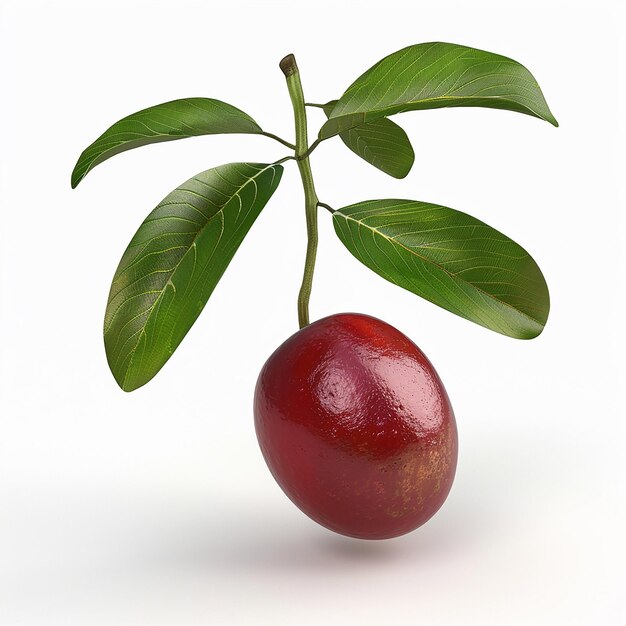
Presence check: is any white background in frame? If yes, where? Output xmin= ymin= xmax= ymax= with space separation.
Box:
xmin=1 ymin=0 xmax=624 ymax=624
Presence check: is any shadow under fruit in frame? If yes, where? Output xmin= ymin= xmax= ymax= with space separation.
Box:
xmin=255 ymin=313 xmax=457 ymax=539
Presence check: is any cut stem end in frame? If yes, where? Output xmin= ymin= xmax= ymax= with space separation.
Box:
xmin=279 ymin=54 xmax=298 ymax=77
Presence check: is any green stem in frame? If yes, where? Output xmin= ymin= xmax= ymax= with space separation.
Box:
xmin=280 ymin=54 xmax=319 ymax=328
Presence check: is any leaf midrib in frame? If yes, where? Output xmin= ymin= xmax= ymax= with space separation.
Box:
xmin=335 ymin=210 xmax=544 ymax=327
xmin=110 ymin=163 xmax=277 ymax=386
xmin=322 ymin=94 xmax=552 ymax=138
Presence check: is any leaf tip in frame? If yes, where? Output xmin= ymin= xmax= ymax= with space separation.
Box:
xmin=513 ymin=304 xmax=549 ymax=340
xmin=542 ymin=104 xmax=559 ymax=127
xmin=394 ymin=159 xmax=414 ymax=179
xmin=517 ymin=324 xmax=546 ymax=340
xmin=70 ymin=163 xmax=84 ymax=189
xmin=544 ymin=110 xmax=559 ymax=128
xmin=113 ymin=368 xmax=141 ymax=393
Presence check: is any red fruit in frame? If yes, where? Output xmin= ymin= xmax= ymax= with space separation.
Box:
xmin=254 ymin=313 xmax=457 ymax=540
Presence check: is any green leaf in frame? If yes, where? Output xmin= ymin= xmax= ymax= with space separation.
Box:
xmin=322 ymin=101 xmax=414 ymax=178
xmin=104 ymin=162 xmax=283 ymax=391
xmin=320 ymin=42 xmax=558 ymax=140
xmin=333 ymin=199 xmax=549 ymax=339
xmin=71 ymin=98 xmax=263 ymax=188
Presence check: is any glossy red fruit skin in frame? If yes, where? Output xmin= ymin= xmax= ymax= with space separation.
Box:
xmin=254 ymin=313 xmax=457 ymax=540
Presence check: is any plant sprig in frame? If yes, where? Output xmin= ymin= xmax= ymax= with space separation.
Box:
xmin=72 ymin=42 xmax=558 ymax=391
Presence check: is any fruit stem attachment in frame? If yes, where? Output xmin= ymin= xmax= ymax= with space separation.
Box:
xmin=280 ymin=54 xmax=319 ymax=328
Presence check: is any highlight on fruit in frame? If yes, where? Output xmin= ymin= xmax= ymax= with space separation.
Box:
xmin=71 ymin=43 xmax=557 ymax=538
